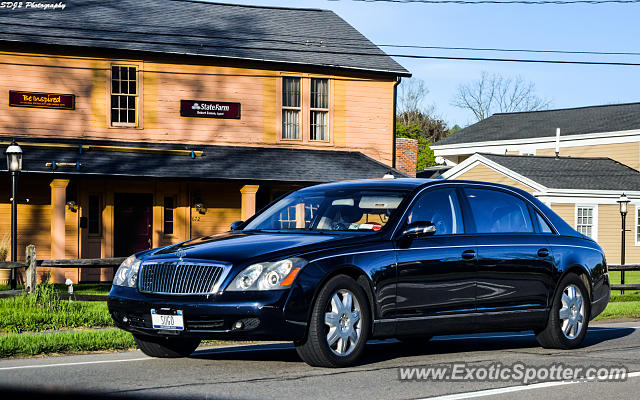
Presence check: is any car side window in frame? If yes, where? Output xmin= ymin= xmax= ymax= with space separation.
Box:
xmin=406 ymin=188 xmax=463 ymax=235
xmin=536 ymin=212 xmax=553 ymax=233
xmin=464 ymin=188 xmax=534 ymax=233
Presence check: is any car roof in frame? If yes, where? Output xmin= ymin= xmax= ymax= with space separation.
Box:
xmin=299 ymin=178 xmax=437 ymax=192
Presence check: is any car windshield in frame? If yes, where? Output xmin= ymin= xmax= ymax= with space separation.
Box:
xmin=243 ymin=188 xmax=408 ymax=232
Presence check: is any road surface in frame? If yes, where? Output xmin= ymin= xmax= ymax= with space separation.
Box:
xmin=1 ymin=320 xmax=639 ymax=399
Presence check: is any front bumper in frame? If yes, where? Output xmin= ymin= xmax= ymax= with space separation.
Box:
xmin=107 ymin=285 xmax=307 ymax=341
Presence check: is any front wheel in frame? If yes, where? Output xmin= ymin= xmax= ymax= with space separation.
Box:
xmin=134 ymin=335 xmax=201 ymax=358
xmin=295 ymin=275 xmax=370 ymax=367
xmin=536 ymin=273 xmax=590 ymax=349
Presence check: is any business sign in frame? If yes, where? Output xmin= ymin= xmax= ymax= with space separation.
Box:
xmin=180 ymin=100 xmax=241 ymax=119
xmin=9 ymin=90 xmax=75 ymax=110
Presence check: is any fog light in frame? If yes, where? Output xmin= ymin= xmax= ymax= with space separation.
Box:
xmin=122 ymin=316 xmax=129 ymax=324
xmin=233 ymin=321 xmax=244 ymax=330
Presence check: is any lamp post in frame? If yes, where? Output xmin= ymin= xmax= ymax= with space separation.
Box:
xmin=617 ymin=193 xmax=630 ymax=295
xmin=5 ymin=141 xmax=22 ymax=290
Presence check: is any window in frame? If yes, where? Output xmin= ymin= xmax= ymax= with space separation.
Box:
xmin=465 ymin=188 xmax=534 ymax=233
xmin=536 ymin=212 xmax=553 ymax=233
xmin=282 ymin=77 xmax=301 ymax=139
xmin=576 ymin=206 xmax=596 ymax=239
xmin=406 ymin=188 xmax=463 ymax=235
xmin=310 ymin=78 xmax=328 ymax=141
xmin=164 ymin=196 xmax=174 ymax=235
xmin=88 ymin=195 xmax=101 ymax=235
xmin=111 ymin=65 xmax=138 ymax=126
xmin=636 ymin=207 xmax=640 ymax=246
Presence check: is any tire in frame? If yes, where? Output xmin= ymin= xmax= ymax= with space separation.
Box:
xmin=134 ymin=334 xmax=201 ymax=358
xmin=295 ymin=274 xmax=370 ymax=367
xmin=396 ymin=335 xmax=433 ymax=345
xmin=536 ymin=273 xmax=591 ymax=349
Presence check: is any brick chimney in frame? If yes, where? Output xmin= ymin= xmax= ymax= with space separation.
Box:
xmin=395 ymin=137 xmax=418 ymax=177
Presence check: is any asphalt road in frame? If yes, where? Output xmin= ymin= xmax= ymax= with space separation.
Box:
xmin=1 ymin=320 xmax=640 ymax=399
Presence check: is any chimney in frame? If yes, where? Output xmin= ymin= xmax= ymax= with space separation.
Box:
xmin=395 ymin=137 xmax=418 ymax=177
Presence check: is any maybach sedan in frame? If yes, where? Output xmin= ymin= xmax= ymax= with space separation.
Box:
xmin=108 ymin=179 xmax=610 ymax=367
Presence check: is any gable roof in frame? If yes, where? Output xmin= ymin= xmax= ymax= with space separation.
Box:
xmin=474 ymin=153 xmax=640 ymax=191
xmin=0 ymin=0 xmax=409 ymax=76
xmin=435 ymin=102 xmax=640 ymax=146
xmin=2 ymin=137 xmax=408 ymax=182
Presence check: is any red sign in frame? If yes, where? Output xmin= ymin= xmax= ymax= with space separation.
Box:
xmin=180 ymin=100 xmax=241 ymax=119
xmin=9 ymin=90 xmax=75 ymax=110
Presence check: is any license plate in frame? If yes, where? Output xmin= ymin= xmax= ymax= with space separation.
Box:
xmin=151 ymin=309 xmax=184 ymax=331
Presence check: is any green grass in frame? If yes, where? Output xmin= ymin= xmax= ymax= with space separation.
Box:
xmin=595 ymin=301 xmax=640 ymax=320
xmin=0 ymin=283 xmax=113 ymax=333
xmin=0 ymin=328 xmax=135 ymax=358
xmin=0 ymin=283 xmax=111 ymax=295
xmin=609 ymin=270 xmax=640 ymax=295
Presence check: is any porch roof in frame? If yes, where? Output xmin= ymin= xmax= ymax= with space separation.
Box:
xmin=5 ymin=139 xmax=406 ymax=183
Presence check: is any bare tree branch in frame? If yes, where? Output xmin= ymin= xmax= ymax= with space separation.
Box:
xmin=452 ymin=72 xmax=551 ymax=122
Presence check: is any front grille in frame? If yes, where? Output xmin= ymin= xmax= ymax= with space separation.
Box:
xmin=138 ymin=262 xmax=227 ymax=295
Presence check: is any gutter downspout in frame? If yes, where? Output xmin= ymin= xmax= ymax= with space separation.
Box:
xmin=392 ymin=76 xmax=401 ymax=169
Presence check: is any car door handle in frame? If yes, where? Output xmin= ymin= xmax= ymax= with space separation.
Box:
xmin=462 ymin=249 xmax=476 ymax=260
xmin=537 ymin=248 xmax=549 ymax=257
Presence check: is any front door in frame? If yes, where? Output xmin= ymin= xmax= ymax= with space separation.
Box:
xmin=394 ymin=187 xmax=477 ymax=334
xmin=114 ymin=193 xmax=153 ymax=257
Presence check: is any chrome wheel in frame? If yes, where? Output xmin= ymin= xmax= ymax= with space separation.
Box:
xmin=324 ymin=289 xmax=362 ymax=356
xmin=559 ymin=283 xmax=584 ymax=339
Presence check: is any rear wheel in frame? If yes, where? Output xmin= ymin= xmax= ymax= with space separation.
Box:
xmin=536 ymin=273 xmax=590 ymax=349
xmin=134 ymin=335 xmax=201 ymax=358
xmin=295 ymin=275 xmax=370 ymax=367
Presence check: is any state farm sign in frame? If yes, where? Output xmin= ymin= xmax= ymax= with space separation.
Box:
xmin=180 ymin=100 xmax=241 ymax=119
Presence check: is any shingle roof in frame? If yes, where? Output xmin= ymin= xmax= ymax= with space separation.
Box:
xmin=435 ymin=102 xmax=640 ymax=146
xmin=480 ymin=153 xmax=640 ymax=191
xmin=6 ymin=139 xmax=407 ymax=182
xmin=0 ymin=0 xmax=409 ymax=76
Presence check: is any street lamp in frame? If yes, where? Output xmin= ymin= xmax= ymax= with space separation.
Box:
xmin=5 ymin=140 xmax=22 ymax=290
xmin=617 ymin=193 xmax=630 ymax=295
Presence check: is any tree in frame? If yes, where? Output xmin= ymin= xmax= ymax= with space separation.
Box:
xmin=452 ymin=72 xmax=550 ymax=122
xmin=395 ymin=79 xmax=453 ymax=170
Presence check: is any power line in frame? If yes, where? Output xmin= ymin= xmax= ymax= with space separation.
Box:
xmin=332 ymin=0 xmax=640 ymax=4
xmin=378 ymin=44 xmax=640 ymax=57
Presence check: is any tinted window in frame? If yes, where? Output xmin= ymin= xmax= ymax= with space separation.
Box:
xmin=465 ymin=188 xmax=533 ymax=233
xmin=536 ymin=212 xmax=553 ymax=233
xmin=407 ymin=188 xmax=463 ymax=235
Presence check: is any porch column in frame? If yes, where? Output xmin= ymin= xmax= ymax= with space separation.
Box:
xmin=240 ymin=185 xmax=260 ymax=221
xmin=50 ymin=179 xmax=69 ymax=283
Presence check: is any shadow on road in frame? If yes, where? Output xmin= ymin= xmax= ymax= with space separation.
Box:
xmin=189 ymin=326 xmax=635 ymax=366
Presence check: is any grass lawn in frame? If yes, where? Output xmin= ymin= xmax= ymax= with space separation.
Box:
xmin=0 ymin=283 xmax=112 ymax=295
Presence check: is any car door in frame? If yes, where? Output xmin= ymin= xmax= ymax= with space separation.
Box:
xmin=462 ymin=187 xmax=555 ymax=317
xmin=394 ymin=186 xmax=477 ymax=334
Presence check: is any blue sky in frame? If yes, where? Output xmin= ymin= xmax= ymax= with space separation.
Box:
xmin=216 ymin=0 xmax=640 ymax=127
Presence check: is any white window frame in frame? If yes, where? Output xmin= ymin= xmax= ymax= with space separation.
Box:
xmin=635 ymin=205 xmax=640 ymax=246
xmin=281 ymin=76 xmax=302 ymax=140
xmin=309 ymin=77 xmax=329 ymax=142
xmin=110 ymin=64 xmax=139 ymax=128
xmin=575 ymin=204 xmax=598 ymax=242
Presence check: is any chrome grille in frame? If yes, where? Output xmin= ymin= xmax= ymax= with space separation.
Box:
xmin=138 ymin=262 xmax=227 ymax=295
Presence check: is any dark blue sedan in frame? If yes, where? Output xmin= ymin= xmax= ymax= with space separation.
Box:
xmin=108 ymin=179 xmax=610 ymax=367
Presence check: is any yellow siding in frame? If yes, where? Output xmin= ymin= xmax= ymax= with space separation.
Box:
xmin=0 ymin=51 xmax=395 ymax=166
xmin=549 ymin=203 xmax=574 ymax=227
xmin=454 ymin=164 xmax=535 ymax=193
xmin=538 ymin=142 xmax=640 ymax=171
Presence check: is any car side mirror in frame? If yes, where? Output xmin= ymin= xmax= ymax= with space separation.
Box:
xmin=401 ymin=221 xmax=436 ymax=239
xmin=230 ymin=220 xmax=244 ymax=231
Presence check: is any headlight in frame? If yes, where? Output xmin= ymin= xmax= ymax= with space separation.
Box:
xmin=113 ymin=255 xmax=142 ymax=288
xmin=227 ymin=257 xmax=307 ymax=291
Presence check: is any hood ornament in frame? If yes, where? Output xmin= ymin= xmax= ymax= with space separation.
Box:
xmin=175 ymin=248 xmax=186 ymax=261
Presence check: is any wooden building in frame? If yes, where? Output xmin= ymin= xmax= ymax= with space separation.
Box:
xmin=0 ymin=1 xmax=411 ymax=283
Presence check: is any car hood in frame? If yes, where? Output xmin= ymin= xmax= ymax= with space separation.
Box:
xmin=143 ymin=231 xmax=356 ymax=265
